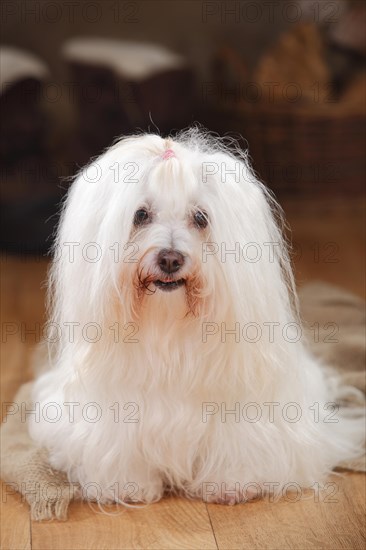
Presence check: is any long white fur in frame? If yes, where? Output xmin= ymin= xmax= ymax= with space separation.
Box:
xmin=29 ymin=129 xmax=364 ymax=505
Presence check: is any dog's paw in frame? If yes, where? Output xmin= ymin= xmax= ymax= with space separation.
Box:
xmin=198 ymin=482 xmax=259 ymax=505
xmin=209 ymin=494 xmax=239 ymax=506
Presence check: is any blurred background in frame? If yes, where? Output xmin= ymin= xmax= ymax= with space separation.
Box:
xmin=0 ymin=0 xmax=365 ymax=257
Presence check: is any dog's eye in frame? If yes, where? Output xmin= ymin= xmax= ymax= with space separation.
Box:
xmin=193 ymin=210 xmax=208 ymax=229
xmin=134 ymin=208 xmax=150 ymax=226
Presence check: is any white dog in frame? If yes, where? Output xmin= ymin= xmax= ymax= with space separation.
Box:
xmin=29 ymin=129 xmax=364 ymax=506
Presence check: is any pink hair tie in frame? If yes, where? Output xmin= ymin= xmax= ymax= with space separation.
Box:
xmin=161 ymin=149 xmax=176 ymax=160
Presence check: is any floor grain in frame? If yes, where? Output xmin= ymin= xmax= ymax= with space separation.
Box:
xmin=31 ymin=498 xmax=218 ymax=550
xmin=206 ymin=474 xmax=366 ymax=550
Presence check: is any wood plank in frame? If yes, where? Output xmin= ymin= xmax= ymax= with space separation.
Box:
xmin=31 ymin=496 xmax=218 ymax=550
xmin=0 ymin=256 xmax=48 ymax=415
xmin=0 ymin=481 xmax=31 ymax=550
xmin=0 ymin=257 xmax=47 ymax=548
xmin=206 ymin=473 xmax=365 ymax=550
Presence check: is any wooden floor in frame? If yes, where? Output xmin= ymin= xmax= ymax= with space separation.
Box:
xmin=1 ymin=198 xmax=365 ymax=550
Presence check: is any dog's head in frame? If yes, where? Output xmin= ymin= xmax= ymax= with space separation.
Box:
xmin=51 ymin=130 xmax=294 ymax=333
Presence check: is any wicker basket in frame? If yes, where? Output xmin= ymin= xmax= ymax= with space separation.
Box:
xmin=209 ymin=33 xmax=366 ymax=196
xmin=209 ymin=103 xmax=366 ymax=196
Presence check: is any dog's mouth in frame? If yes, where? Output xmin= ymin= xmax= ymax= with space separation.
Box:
xmin=154 ymin=279 xmax=186 ymax=292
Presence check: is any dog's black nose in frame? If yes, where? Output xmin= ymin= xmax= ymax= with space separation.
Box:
xmin=157 ymin=249 xmax=185 ymax=274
